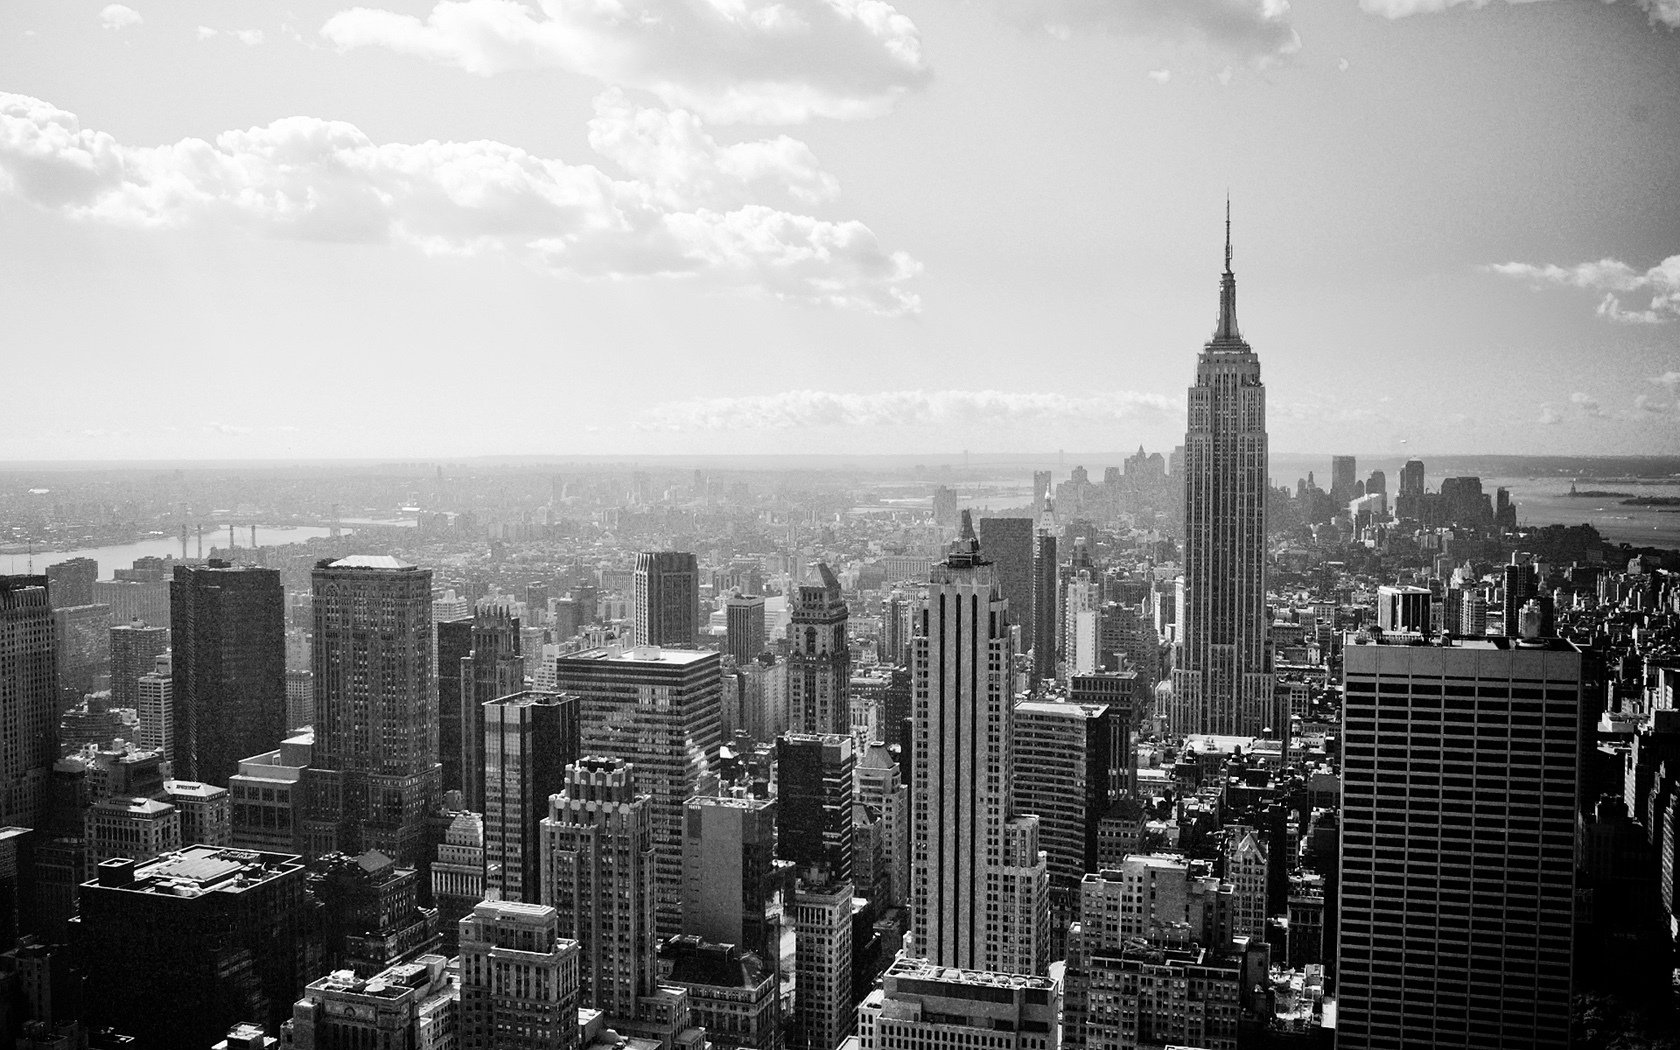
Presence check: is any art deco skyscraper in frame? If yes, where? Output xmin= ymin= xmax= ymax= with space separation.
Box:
xmin=1 ymin=575 xmax=55 ymax=830
xmin=788 ymin=563 xmax=851 ymax=735
xmin=911 ymin=512 xmax=1049 ymax=976
xmin=301 ymin=556 xmax=439 ymax=867
xmin=1171 ymin=209 xmax=1275 ymax=739
xmin=169 ymin=563 xmax=286 ymax=786
xmin=459 ymin=606 xmax=523 ymax=812
xmin=632 ymin=551 xmax=699 ymax=648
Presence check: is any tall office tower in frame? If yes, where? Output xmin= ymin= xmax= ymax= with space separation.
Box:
xmin=1330 ymin=455 xmax=1358 ymax=505
xmin=52 ymin=601 xmax=110 ymax=703
xmin=788 ymin=563 xmax=851 ymax=736
xmin=1012 ymin=697 xmax=1118 ymax=950
xmin=435 ymin=615 xmax=475 ymax=795
xmin=1458 ymin=590 xmax=1489 ymax=635
xmin=459 ymin=606 xmax=523 ymax=812
xmin=170 ymin=562 xmax=286 ymax=787
xmin=726 ymin=594 xmax=768 ymax=665
xmin=288 ymin=954 xmax=459 ymax=1050
xmin=682 ymin=792 xmax=782 ymax=964
xmin=554 ymin=646 xmax=721 ymax=938
xmin=856 ymin=741 xmax=908 ymax=908
xmin=458 ymin=900 xmax=581 ymax=1050
xmin=1338 ymin=635 xmax=1585 ymax=1050
xmin=1 ymin=576 xmax=55 ymax=830
xmin=911 ymin=512 xmax=1050 ymax=975
xmin=792 ymin=873 xmax=855 ymax=1050
xmin=1502 ymin=556 xmax=1541 ymax=638
xmin=541 ymin=757 xmax=658 ymax=1017
xmin=45 ymin=559 xmax=97 ymax=609
xmin=632 ymin=552 xmax=700 ymax=648
xmin=1032 ymin=470 xmax=1052 ymax=510
xmin=776 ymin=733 xmax=855 ymax=882
xmin=285 ymin=668 xmax=314 ymax=732
xmin=1222 ymin=825 xmax=1268 ymax=943
xmin=881 ymin=592 xmax=914 ymax=668
xmin=1062 ymin=568 xmax=1100 ymax=682
xmin=302 ymin=556 xmax=439 ymax=867
xmin=136 ymin=655 xmax=174 ymax=759
xmin=1367 ymin=469 xmax=1388 ymax=496
xmin=1030 ymin=503 xmax=1059 ymax=685
xmin=1399 ymin=458 xmax=1425 ymax=496
xmin=484 ymin=691 xmax=580 ymax=903
xmin=434 ymin=590 xmax=471 ymax=622
xmin=108 ymin=621 xmax=168 ymax=711
xmin=978 ymin=517 xmax=1034 ymax=642
xmin=1173 ymin=211 xmax=1274 ymax=739
xmin=856 ymin=957 xmax=1062 ymax=1050
xmin=74 ymin=846 xmax=320 ymax=1050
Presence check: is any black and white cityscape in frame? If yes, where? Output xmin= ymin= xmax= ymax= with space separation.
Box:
xmin=3 ymin=2 xmax=1680 ymax=1049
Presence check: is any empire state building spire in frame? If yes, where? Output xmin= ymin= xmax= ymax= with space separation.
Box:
xmin=1214 ymin=197 xmax=1241 ymax=344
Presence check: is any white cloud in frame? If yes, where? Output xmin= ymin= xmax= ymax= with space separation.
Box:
xmin=1487 ymin=254 xmax=1680 ymax=324
xmin=233 ymin=29 xmax=266 ymax=46
xmin=1569 ymin=391 xmax=1607 ymax=418
xmin=1337 ymin=56 xmax=1349 ymax=71
xmin=319 ymin=0 xmax=929 ymax=124
xmin=1147 ymin=68 xmax=1172 ymax=83
xmin=100 ymin=4 xmax=143 ymax=31
xmin=1536 ymin=403 xmax=1564 ymax=425
xmin=635 ymin=389 xmax=1178 ymax=431
xmin=996 ymin=0 xmax=1300 ymax=62
xmin=0 ymin=91 xmax=918 ymax=313
xmin=1360 ymin=0 xmax=1680 ymax=29
xmin=587 ymin=89 xmax=838 ymax=208
xmin=1651 ymin=371 xmax=1680 ymax=388
xmin=196 ymin=26 xmax=219 ymax=40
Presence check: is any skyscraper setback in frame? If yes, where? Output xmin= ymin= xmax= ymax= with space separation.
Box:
xmin=1171 ymin=211 xmax=1275 ymax=739
xmin=301 ymin=556 xmax=439 ymax=867
xmin=911 ymin=512 xmax=1049 ymax=976
xmin=169 ymin=563 xmax=286 ymax=787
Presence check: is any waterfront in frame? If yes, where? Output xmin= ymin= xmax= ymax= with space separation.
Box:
xmin=0 ymin=524 xmax=340 ymax=577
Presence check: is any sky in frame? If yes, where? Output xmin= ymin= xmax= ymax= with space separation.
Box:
xmin=1 ymin=0 xmax=1678 ymax=462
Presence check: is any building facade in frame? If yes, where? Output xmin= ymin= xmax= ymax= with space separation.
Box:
xmin=632 ymin=552 xmax=700 ymax=648
xmin=484 ymin=691 xmax=580 ymax=904
xmin=787 ymin=564 xmax=851 ymax=736
xmin=458 ymin=900 xmax=580 ymax=1050
xmin=1 ymin=575 xmax=55 ymax=830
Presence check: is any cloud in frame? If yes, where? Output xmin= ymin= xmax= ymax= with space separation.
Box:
xmin=1147 ymin=68 xmax=1172 ymax=83
xmin=319 ymin=0 xmax=929 ymax=124
xmin=994 ymin=0 xmax=1300 ymax=62
xmin=100 ymin=4 xmax=143 ymax=31
xmin=1536 ymin=404 xmax=1564 ymax=425
xmin=1569 ymin=391 xmax=1607 ymax=418
xmin=1651 ymin=371 xmax=1680 ymax=388
xmin=634 ymin=389 xmax=1179 ymax=431
xmin=1337 ymin=56 xmax=1349 ymax=71
xmin=199 ymin=26 xmax=267 ymax=45
xmin=196 ymin=26 xmax=218 ymax=40
xmin=0 ymin=91 xmax=918 ymax=313
xmin=1359 ymin=0 xmax=1680 ymax=29
xmin=1487 ymin=254 xmax=1680 ymax=324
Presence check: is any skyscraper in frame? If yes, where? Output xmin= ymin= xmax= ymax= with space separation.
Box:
xmin=792 ymin=872 xmax=855 ymax=1050
xmin=776 ymin=733 xmax=854 ymax=884
xmin=458 ymin=607 xmax=523 ymax=812
xmin=136 ymin=653 xmax=173 ymax=760
xmin=169 ymin=562 xmax=286 ymax=786
xmin=855 ymin=740 xmax=908 ymax=909
xmin=788 ymin=563 xmax=851 ymax=736
xmin=1030 ymin=502 xmax=1059 ymax=686
xmin=1 ymin=575 xmax=55 ymax=830
xmin=44 ymin=559 xmax=96 ymax=609
xmin=726 ymin=593 xmax=767 ymax=666
xmin=1330 ymin=454 xmax=1358 ymax=506
xmin=1337 ymin=634 xmax=1585 ymax=1049
xmin=540 ymin=756 xmax=658 ymax=1017
xmin=632 ymin=552 xmax=699 ymax=648
xmin=681 ymin=792 xmax=782 ymax=964
xmin=977 ymin=517 xmax=1034 ymax=647
xmin=484 ymin=691 xmax=580 ymax=904
xmin=1172 ymin=209 xmax=1275 ymax=739
xmin=911 ymin=512 xmax=1050 ymax=975
xmin=458 ymin=900 xmax=581 ymax=1050
xmin=301 ymin=556 xmax=439 ymax=867
xmin=435 ymin=615 xmax=475 ymax=797
xmin=553 ymin=646 xmax=721 ymax=937
xmin=108 ymin=620 xmax=168 ymax=711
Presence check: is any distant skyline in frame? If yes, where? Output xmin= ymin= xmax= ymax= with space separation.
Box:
xmin=2 ymin=0 xmax=1677 ymax=459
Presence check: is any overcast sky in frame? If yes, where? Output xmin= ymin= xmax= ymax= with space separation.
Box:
xmin=2 ymin=0 xmax=1677 ymax=461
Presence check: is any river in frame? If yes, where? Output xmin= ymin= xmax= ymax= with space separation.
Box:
xmin=0 ymin=525 xmax=342 ymax=578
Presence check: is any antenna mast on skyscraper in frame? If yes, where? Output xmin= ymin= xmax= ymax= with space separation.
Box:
xmin=1225 ymin=194 xmax=1232 ymax=273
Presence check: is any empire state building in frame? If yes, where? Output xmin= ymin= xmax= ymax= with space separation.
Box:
xmin=1170 ymin=209 xmax=1276 ymax=739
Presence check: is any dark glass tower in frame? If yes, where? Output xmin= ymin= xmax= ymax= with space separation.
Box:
xmin=169 ymin=562 xmax=286 ymax=786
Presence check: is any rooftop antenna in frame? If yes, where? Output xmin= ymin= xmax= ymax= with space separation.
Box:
xmin=1225 ymin=192 xmax=1233 ymax=273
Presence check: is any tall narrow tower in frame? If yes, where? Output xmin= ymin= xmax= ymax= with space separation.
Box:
xmin=788 ymin=562 xmax=851 ymax=735
xmin=1171 ymin=206 xmax=1275 ymax=739
xmin=911 ymin=512 xmax=1049 ymax=976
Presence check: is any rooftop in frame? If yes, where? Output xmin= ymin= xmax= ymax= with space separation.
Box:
xmin=883 ymin=955 xmax=1058 ymax=991
xmin=1350 ymin=632 xmax=1581 ymax=653
xmin=564 ymin=645 xmax=716 ymax=667
xmin=327 ymin=555 xmax=414 ymax=570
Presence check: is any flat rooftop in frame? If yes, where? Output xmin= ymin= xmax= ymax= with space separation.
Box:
xmin=327 ymin=555 xmax=415 ymax=570
xmin=884 ymin=955 xmax=1059 ymax=991
xmin=1349 ymin=632 xmax=1580 ymax=653
xmin=563 ymin=645 xmax=716 ymax=666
